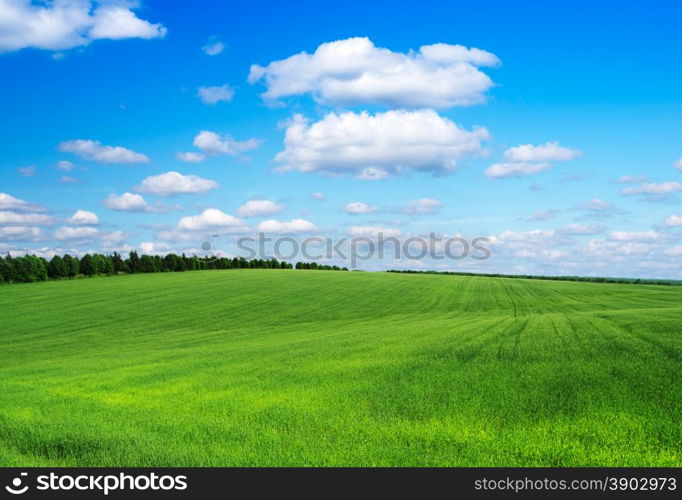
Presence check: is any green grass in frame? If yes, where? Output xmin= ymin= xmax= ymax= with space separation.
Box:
xmin=0 ymin=270 xmax=680 ymax=466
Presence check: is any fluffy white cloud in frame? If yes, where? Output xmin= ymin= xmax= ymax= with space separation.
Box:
xmin=344 ymin=201 xmax=377 ymax=214
xmin=237 ymin=200 xmax=284 ymax=217
xmin=177 ymin=208 xmax=249 ymax=233
xmin=176 ymin=152 xmax=206 ymax=163
xmin=609 ymin=230 xmax=663 ymax=242
xmin=0 ymin=211 xmax=56 ymax=225
xmin=105 ymin=192 xmax=148 ymax=212
xmin=136 ymin=171 xmax=219 ymax=196
xmin=621 ymin=181 xmax=682 ymax=197
xmin=197 ymin=84 xmax=235 ymax=105
xmin=485 ymin=162 xmax=551 ymax=178
xmin=581 ymin=198 xmax=613 ymax=211
xmin=275 ymin=110 xmax=490 ymax=177
xmin=346 ymin=226 xmax=402 ymax=238
xmin=140 ymin=241 xmax=172 ymax=254
xmin=0 ymin=192 xmax=45 ymax=212
xmin=664 ymin=246 xmax=682 ymax=256
xmin=664 ymin=214 xmax=682 ymax=227
xmin=59 ymin=139 xmax=149 ymax=163
xmin=56 ymin=160 xmax=75 ymax=171
xmin=561 ymin=223 xmax=605 ymax=235
xmin=503 ymin=142 xmax=582 ymax=162
xmin=0 ymin=225 xmax=44 ymax=241
xmin=18 ymin=165 xmax=36 ymax=177
xmin=0 ymin=0 xmax=166 ymax=53
xmin=248 ymin=37 xmax=499 ymax=108
xmin=402 ymin=198 xmax=443 ymax=215
xmin=202 ymin=39 xmax=224 ymax=56
xmin=53 ymin=226 xmax=99 ymax=241
xmin=67 ymin=209 xmax=98 ymax=225
xmin=257 ymin=218 xmax=319 ymax=233
xmin=192 ymin=130 xmax=261 ymax=156
xmin=354 ymin=166 xmax=390 ymax=180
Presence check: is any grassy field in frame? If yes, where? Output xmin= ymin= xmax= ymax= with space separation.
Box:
xmin=0 ymin=270 xmax=680 ymax=466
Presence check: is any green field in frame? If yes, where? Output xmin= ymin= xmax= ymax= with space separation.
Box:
xmin=0 ymin=270 xmax=680 ymax=466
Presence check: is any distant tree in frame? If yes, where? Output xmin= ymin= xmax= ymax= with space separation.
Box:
xmin=47 ymin=255 xmax=67 ymax=279
xmin=63 ymin=254 xmax=79 ymax=277
xmin=80 ymin=254 xmax=95 ymax=276
xmin=128 ymin=251 xmax=141 ymax=273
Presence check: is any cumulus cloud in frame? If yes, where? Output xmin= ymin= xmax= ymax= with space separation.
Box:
xmin=485 ymin=162 xmax=551 ymax=178
xmin=237 ymin=200 xmax=284 ymax=218
xmin=67 ymin=209 xmax=99 ymax=225
xmin=0 ymin=192 xmax=45 ymax=212
xmin=140 ymin=241 xmax=172 ymax=254
xmin=275 ymin=110 xmax=490 ymax=178
xmin=0 ymin=0 xmax=167 ymax=53
xmin=0 ymin=211 xmax=56 ymax=225
xmin=257 ymin=218 xmax=319 ymax=233
xmin=344 ymin=201 xmax=377 ymax=214
xmin=18 ymin=165 xmax=36 ymax=177
xmin=354 ymin=166 xmax=390 ymax=180
xmin=621 ymin=181 xmax=682 ymax=198
xmin=104 ymin=192 xmax=179 ymax=213
xmin=56 ymin=160 xmax=75 ymax=171
xmin=609 ymin=230 xmax=663 ymax=242
xmin=402 ymin=198 xmax=443 ymax=215
xmin=346 ymin=226 xmax=402 ymax=238
xmin=0 ymin=225 xmax=44 ymax=241
xmin=197 ymin=84 xmax=235 ymax=105
xmin=248 ymin=36 xmax=499 ymax=108
xmin=503 ymin=142 xmax=582 ymax=162
xmin=486 ymin=142 xmax=581 ymax=179
xmin=136 ymin=171 xmax=219 ymax=196
xmin=664 ymin=214 xmax=682 ymax=227
xmin=59 ymin=139 xmax=149 ymax=163
xmin=192 ymin=130 xmax=261 ymax=157
xmin=202 ymin=38 xmax=224 ymax=56
xmin=560 ymin=223 xmax=605 ymax=235
xmin=177 ymin=208 xmax=249 ymax=233
xmin=176 ymin=152 xmax=206 ymax=163
xmin=580 ymin=198 xmax=614 ymax=211
xmin=53 ymin=225 xmax=99 ymax=241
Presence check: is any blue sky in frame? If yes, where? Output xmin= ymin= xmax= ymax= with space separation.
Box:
xmin=1 ymin=0 xmax=681 ymax=277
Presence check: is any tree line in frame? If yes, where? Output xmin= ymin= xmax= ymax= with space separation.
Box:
xmin=387 ymin=269 xmax=682 ymax=286
xmin=0 ymin=252 xmax=348 ymax=284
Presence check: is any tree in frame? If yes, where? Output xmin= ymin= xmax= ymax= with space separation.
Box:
xmin=47 ymin=255 xmax=67 ymax=279
xmin=80 ymin=254 xmax=95 ymax=276
xmin=63 ymin=254 xmax=79 ymax=277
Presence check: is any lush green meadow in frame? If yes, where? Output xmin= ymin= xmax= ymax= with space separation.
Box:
xmin=0 ymin=270 xmax=680 ymax=466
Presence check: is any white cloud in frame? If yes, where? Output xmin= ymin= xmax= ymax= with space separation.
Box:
xmin=275 ymin=110 xmax=490 ymax=178
xmin=664 ymin=246 xmax=682 ymax=256
xmin=248 ymin=36 xmax=499 ymax=108
xmin=257 ymin=218 xmax=319 ymax=233
xmin=136 ymin=171 xmax=219 ymax=196
xmin=177 ymin=208 xmax=249 ymax=233
xmin=18 ymin=165 xmax=36 ymax=177
xmin=614 ymin=175 xmax=647 ymax=184
xmin=346 ymin=226 xmax=402 ymax=238
xmin=528 ymin=209 xmax=558 ymax=221
xmin=67 ymin=209 xmax=99 ymax=225
xmin=609 ymin=230 xmax=663 ymax=242
xmin=673 ymin=158 xmax=682 ymax=171
xmin=312 ymin=192 xmax=325 ymax=200
xmin=0 ymin=192 xmax=45 ymax=212
xmin=0 ymin=211 xmax=56 ymax=225
xmin=503 ymin=142 xmax=582 ymax=162
xmin=0 ymin=225 xmax=44 ymax=241
xmin=344 ymin=201 xmax=377 ymax=214
xmin=402 ymin=198 xmax=443 ymax=215
xmin=59 ymin=139 xmax=148 ymax=163
xmin=560 ymin=223 xmax=605 ymax=235
xmin=104 ymin=192 xmax=179 ymax=213
xmin=56 ymin=160 xmax=75 ymax=171
xmin=197 ymin=84 xmax=235 ymax=105
xmin=354 ymin=166 xmax=390 ymax=180
xmin=237 ymin=199 xmax=284 ymax=217
xmin=664 ymin=214 xmax=682 ymax=227
xmin=176 ymin=151 xmax=206 ymax=163
xmin=581 ymin=198 xmax=614 ymax=211
xmin=53 ymin=226 xmax=99 ymax=241
xmin=140 ymin=241 xmax=171 ymax=254
xmin=485 ymin=162 xmax=552 ymax=178
xmin=192 ymin=130 xmax=261 ymax=156
xmin=621 ymin=181 xmax=682 ymax=197
xmin=60 ymin=175 xmax=80 ymax=184
xmin=202 ymin=39 xmax=224 ymax=56
xmin=0 ymin=0 xmax=166 ymax=53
